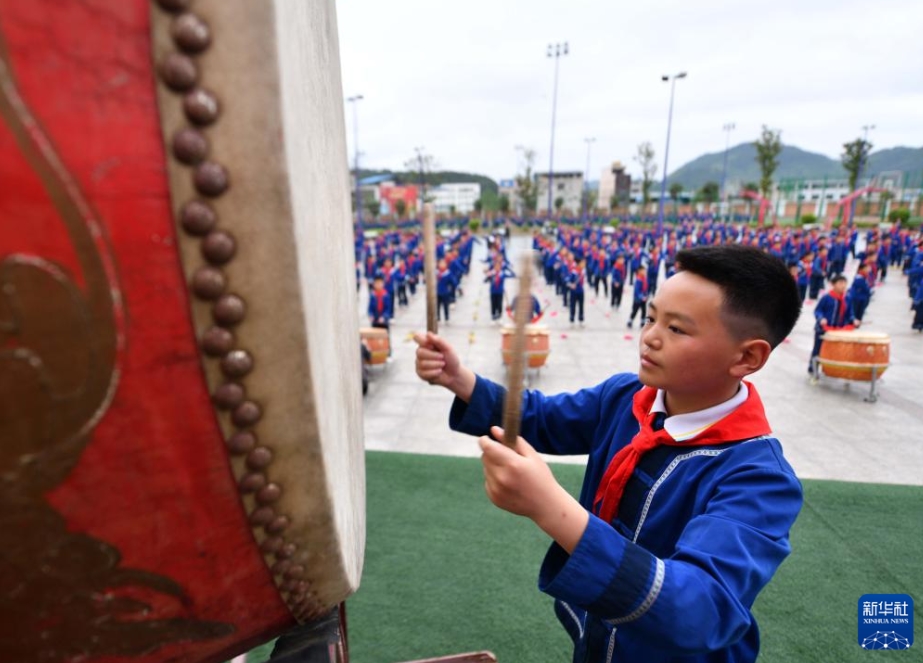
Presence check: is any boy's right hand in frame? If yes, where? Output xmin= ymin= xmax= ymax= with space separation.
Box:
xmin=413 ymin=331 xmax=475 ymax=400
xmin=413 ymin=331 xmax=461 ymax=387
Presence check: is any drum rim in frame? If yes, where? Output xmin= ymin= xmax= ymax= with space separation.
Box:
xmin=821 ymin=331 xmax=890 ymax=343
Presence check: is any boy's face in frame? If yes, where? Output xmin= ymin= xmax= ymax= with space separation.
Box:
xmin=638 ymin=271 xmax=745 ymax=414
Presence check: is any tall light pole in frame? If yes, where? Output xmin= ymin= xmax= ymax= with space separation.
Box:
xmin=849 ymin=123 xmax=876 ymax=224
xmin=720 ymin=122 xmax=735 ymax=220
xmin=347 ymin=94 xmax=364 ymax=230
xmin=414 ymin=145 xmax=426 ymax=212
xmin=656 ymin=71 xmax=687 ymax=235
xmin=514 ymin=144 xmax=526 ymax=218
xmin=546 ymin=41 xmax=568 ymax=218
xmin=583 ymin=137 xmax=596 ymax=220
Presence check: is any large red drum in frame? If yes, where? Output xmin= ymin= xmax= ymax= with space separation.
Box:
xmin=819 ymin=330 xmax=890 ymax=381
xmin=500 ymin=325 xmax=550 ymax=369
xmin=360 ymin=327 xmax=391 ymax=366
xmin=0 ymin=1 xmax=364 ymax=662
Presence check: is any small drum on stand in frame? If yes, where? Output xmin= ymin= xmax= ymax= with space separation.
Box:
xmin=501 ymin=325 xmax=550 ymax=370
xmin=815 ymin=330 xmax=891 ymax=402
xmin=360 ymin=327 xmax=391 ymax=366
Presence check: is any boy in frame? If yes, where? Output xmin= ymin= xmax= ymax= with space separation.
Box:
xmin=809 ymin=247 xmax=826 ymax=300
xmin=609 ymin=255 xmax=626 ymax=309
xmin=367 ymin=274 xmax=393 ymax=358
xmin=808 ymin=274 xmax=858 ymax=375
xmin=485 ymin=255 xmax=516 ymax=322
xmin=435 ymin=259 xmax=454 ymax=323
xmin=414 ymin=245 xmax=803 ymax=663
xmin=626 ymin=264 xmax=648 ymax=328
xmin=848 ymin=263 xmax=871 ymax=322
xmin=568 ymin=258 xmax=587 ymax=325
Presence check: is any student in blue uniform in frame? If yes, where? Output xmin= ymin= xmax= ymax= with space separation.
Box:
xmin=367 ymin=274 xmax=394 ymax=357
xmin=848 ymin=263 xmax=872 ymax=322
xmin=626 ymin=264 xmax=648 ymax=328
xmin=485 ymin=256 xmax=516 ymax=322
xmin=413 ymin=245 xmax=803 ymax=663
xmin=567 ymin=258 xmax=588 ymax=325
xmin=508 ymin=294 xmax=543 ymax=323
xmin=436 ymin=259 xmax=454 ymax=323
xmin=808 ymin=274 xmax=858 ymax=374
xmin=912 ymin=273 xmax=923 ymax=332
xmin=609 ymin=255 xmax=626 ymax=309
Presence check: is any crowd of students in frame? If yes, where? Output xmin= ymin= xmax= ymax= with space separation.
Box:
xmin=358 ymin=226 xmax=479 ymax=356
xmin=530 ymin=217 xmax=923 ymax=338
xmin=357 ymin=215 xmax=923 ymax=366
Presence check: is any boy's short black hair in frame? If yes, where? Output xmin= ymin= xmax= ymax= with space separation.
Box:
xmin=830 ymin=274 xmax=847 ymax=284
xmin=674 ymin=245 xmax=801 ymax=349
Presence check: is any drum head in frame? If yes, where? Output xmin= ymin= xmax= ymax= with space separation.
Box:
xmin=1 ymin=0 xmax=363 ymax=660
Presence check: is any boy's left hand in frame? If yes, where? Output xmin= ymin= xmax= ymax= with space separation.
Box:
xmin=479 ymin=426 xmax=589 ymax=553
xmin=478 ymin=426 xmax=558 ymax=520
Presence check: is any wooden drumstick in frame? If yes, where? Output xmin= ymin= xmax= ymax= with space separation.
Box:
xmin=422 ymin=203 xmax=438 ymax=334
xmin=502 ymin=253 xmax=533 ymax=448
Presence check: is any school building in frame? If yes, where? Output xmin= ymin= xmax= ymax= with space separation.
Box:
xmin=535 ymin=171 xmax=584 ymax=214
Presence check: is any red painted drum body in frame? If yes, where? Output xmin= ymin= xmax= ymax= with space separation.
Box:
xmin=0 ymin=2 xmax=364 ymax=662
xmin=501 ymin=325 xmax=550 ymax=369
xmin=819 ymin=330 xmax=890 ymax=381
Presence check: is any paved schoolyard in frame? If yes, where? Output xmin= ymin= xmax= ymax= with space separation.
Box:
xmin=360 ymin=232 xmax=923 ymax=487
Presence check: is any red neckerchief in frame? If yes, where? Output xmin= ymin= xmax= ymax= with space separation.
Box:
xmin=374 ymin=289 xmax=385 ymax=316
xmin=593 ymin=382 xmax=771 ymax=523
xmin=637 ymin=275 xmax=648 ymax=295
xmin=829 ymin=290 xmax=847 ymax=326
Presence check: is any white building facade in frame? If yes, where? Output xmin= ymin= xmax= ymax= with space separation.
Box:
xmin=429 ymin=182 xmax=481 ymax=214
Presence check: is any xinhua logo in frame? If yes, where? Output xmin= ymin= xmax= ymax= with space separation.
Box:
xmin=858 ymin=594 xmax=914 ymax=650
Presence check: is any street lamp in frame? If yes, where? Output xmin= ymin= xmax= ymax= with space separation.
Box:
xmin=414 ymin=145 xmax=426 ymax=212
xmin=546 ymin=41 xmax=568 ymax=217
xmin=347 ymin=94 xmax=364 ymax=229
xmin=656 ymin=71 xmax=687 ymax=235
xmin=849 ymin=124 xmax=876 ymax=224
xmin=514 ymin=144 xmax=527 ymax=218
xmin=583 ymin=137 xmax=596 ymax=220
xmin=720 ymin=122 xmax=735 ymax=220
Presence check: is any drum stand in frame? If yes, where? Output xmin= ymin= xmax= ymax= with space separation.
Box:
xmin=810 ymin=357 xmax=886 ymax=403
xmin=265 ymin=604 xmax=497 ymax=663
xmin=503 ymin=363 xmax=543 ymax=387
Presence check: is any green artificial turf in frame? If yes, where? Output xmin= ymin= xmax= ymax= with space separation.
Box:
xmin=239 ymin=451 xmax=921 ymax=662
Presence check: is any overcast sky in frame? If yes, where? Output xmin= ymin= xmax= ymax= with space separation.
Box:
xmin=336 ymin=0 xmax=923 ymax=183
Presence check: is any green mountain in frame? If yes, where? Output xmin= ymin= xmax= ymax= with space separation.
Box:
xmin=668 ymin=144 xmax=923 ymax=191
xmin=866 ymin=147 xmax=923 ymax=179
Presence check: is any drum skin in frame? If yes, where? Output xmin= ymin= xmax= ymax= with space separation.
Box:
xmin=819 ymin=330 xmax=890 ymax=381
xmin=501 ymin=326 xmax=550 ymax=369
xmin=0 ymin=1 xmax=363 ymax=662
